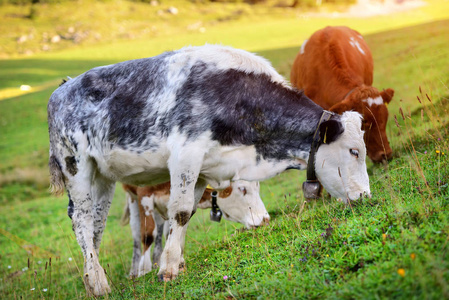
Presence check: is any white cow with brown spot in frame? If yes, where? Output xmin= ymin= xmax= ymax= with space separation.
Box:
xmin=121 ymin=180 xmax=268 ymax=277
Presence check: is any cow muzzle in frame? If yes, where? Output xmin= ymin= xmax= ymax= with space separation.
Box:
xmin=370 ymin=148 xmax=393 ymax=164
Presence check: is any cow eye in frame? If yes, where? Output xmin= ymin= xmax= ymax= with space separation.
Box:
xmin=239 ymin=187 xmax=247 ymax=195
xmin=349 ymin=149 xmax=359 ymax=158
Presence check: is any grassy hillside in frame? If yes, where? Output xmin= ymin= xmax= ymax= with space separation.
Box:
xmin=4 ymin=0 xmax=447 ymax=59
xmin=0 ymin=1 xmax=449 ymax=299
xmin=1 ymin=0 xmax=449 ymax=204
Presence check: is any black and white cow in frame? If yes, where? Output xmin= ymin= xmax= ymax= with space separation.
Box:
xmin=48 ymin=45 xmax=370 ymax=296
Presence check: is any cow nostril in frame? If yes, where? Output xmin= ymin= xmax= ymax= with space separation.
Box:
xmin=253 ymin=217 xmax=270 ymax=228
xmin=262 ymin=216 xmax=270 ymax=225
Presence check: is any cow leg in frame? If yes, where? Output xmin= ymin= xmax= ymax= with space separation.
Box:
xmin=179 ymin=180 xmax=206 ymax=272
xmin=176 ymin=181 xmax=206 ymax=273
xmin=138 ymin=195 xmax=156 ymax=277
xmin=163 ymin=218 xmax=170 ymax=239
xmin=178 ymin=225 xmax=189 ymax=273
xmin=127 ymin=192 xmax=142 ymax=278
xmin=91 ymin=171 xmax=115 ymax=256
xmin=66 ymin=161 xmax=111 ymax=296
xmin=152 ymin=210 xmax=166 ymax=268
xmin=157 ymin=174 xmax=207 ymax=282
xmin=178 ymin=181 xmax=206 ymax=272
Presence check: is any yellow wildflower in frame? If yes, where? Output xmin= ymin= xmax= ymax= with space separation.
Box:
xmin=397 ymin=268 xmax=405 ymax=277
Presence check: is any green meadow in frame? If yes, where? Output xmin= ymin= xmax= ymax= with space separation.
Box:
xmin=0 ymin=0 xmax=448 ymax=298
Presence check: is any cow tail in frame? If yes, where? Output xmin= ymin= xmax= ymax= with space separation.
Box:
xmin=120 ymin=200 xmax=131 ymax=226
xmin=49 ymin=155 xmax=65 ymax=196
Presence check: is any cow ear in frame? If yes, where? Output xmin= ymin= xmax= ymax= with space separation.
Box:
xmin=329 ymin=99 xmax=354 ymax=115
xmin=319 ymin=119 xmax=344 ymax=144
xmin=218 ymin=186 xmax=233 ymax=198
xmin=201 ymin=188 xmax=212 ymax=201
xmin=381 ymin=88 xmax=394 ymax=104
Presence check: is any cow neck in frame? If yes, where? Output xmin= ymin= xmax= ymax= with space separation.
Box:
xmin=249 ymin=89 xmax=325 ymax=161
xmin=306 ymin=110 xmax=335 ymax=181
xmin=206 ymin=70 xmax=325 ymax=161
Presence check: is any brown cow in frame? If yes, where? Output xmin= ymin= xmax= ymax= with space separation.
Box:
xmin=291 ymin=26 xmax=394 ymax=163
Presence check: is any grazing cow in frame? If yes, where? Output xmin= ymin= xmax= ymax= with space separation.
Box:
xmin=121 ymin=180 xmax=269 ymax=278
xmin=48 ymin=44 xmax=370 ymax=296
xmin=290 ymin=26 xmax=394 ymax=163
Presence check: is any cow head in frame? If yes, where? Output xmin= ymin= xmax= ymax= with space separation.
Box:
xmin=315 ymin=111 xmax=371 ymax=202
xmin=201 ymin=181 xmax=269 ymax=228
xmin=329 ymin=87 xmax=394 ymax=163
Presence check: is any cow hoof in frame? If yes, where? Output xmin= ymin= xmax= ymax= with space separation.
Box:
xmin=158 ymin=272 xmax=177 ymax=282
xmin=138 ymin=260 xmax=152 ymax=277
xmin=83 ymin=268 xmax=111 ymax=296
xmin=179 ymin=262 xmax=186 ymax=273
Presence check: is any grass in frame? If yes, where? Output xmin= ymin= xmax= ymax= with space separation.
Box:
xmin=110 ymin=98 xmax=448 ymax=299
xmin=3 ymin=14 xmax=448 ymax=202
xmin=1 ymin=0 xmax=449 ymax=298
xmin=0 ymin=0 xmax=256 ymax=58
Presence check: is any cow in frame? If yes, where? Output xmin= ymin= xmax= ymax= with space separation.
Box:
xmin=121 ymin=180 xmax=269 ymax=278
xmin=48 ymin=44 xmax=370 ymax=296
xmin=290 ymin=26 xmax=394 ymax=163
